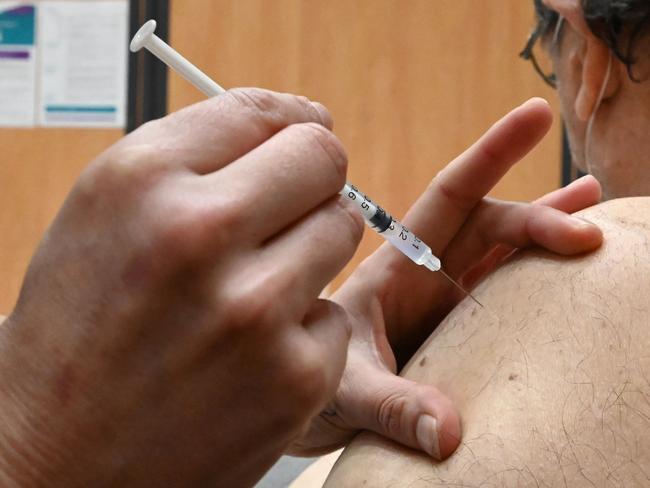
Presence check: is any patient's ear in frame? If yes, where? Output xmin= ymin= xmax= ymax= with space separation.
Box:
xmin=543 ymin=0 xmax=623 ymax=120
xmin=574 ymin=35 xmax=621 ymax=121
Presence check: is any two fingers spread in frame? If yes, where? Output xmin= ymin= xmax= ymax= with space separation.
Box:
xmin=401 ymin=97 xmax=556 ymax=256
xmin=398 ymin=97 xmax=601 ymax=283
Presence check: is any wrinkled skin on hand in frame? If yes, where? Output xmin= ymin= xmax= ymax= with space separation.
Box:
xmin=0 ymin=89 xmax=364 ymax=487
xmin=290 ymin=99 xmax=604 ymax=460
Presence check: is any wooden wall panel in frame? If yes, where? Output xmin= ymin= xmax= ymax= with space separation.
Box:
xmin=0 ymin=129 xmax=122 ymax=313
xmin=169 ymin=0 xmax=561 ymax=289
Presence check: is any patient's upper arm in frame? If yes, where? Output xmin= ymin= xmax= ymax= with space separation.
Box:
xmin=326 ymin=197 xmax=650 ymax=488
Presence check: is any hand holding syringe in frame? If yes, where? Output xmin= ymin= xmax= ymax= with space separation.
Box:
xmin=130 ymin=20 xmax=479 ymax=303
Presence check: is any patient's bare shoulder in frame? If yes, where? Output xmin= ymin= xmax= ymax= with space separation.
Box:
xmin=326 ymin=197 xmax=650 ymax=487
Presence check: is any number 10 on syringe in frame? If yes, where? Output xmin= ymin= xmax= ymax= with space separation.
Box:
xmin=340 ymin=184 xmax=441 ymax=272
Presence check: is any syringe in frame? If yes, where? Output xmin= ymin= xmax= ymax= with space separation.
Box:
xmin=130 ymin=20 xmax=481 ymax=304
xmin=341 ymin=183 xmax=440 ymax=271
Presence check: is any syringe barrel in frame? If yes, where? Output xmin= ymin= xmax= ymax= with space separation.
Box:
xmin=381 ymin=220 xmax=429 ymax=263
xmin=340 ymin=183 xmax=436 ymax=267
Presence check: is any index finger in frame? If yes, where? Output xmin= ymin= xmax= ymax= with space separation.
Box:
xmin=131 ymin=87 xmax=332 ymax=174
xmin=402 ymin=97 xmax=554 ymax=256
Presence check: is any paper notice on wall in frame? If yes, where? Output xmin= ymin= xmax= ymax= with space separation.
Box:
xmin=38 ymin=1 xmax=128 ymax=128
xmin=0 ymin=3 xmax=37 ymax=127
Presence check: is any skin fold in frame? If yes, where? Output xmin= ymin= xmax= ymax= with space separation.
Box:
xmin=326 ymin=197 xmax=650 ymax=487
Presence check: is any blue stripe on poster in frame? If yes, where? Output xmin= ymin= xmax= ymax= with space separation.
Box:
xmin=45 ymin=106 xmax=118 ymax=114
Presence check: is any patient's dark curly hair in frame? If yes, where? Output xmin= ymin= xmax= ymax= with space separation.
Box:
xmin=534 ymin=0 xmax=650 ymax=80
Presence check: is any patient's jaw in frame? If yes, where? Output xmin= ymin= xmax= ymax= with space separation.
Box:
xmin=326 ymin=198 xmax=650 ymax=487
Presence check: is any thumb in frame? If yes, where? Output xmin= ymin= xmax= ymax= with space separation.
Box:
xmin=347 ymin=370 xmax=461 ymax=460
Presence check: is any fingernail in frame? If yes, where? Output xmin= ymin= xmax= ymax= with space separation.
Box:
xmin=521 ymin=97 xmax=549 ymax=109
xmin=568 ymin=175 xmax=587 ymax=186
xmin=570 ymin=216 xmax=596 ymax=230
xmin=569 ymin=174 xmax=595 ymax=186
xmin=416 ymin=414 xmax=441 ymax=460
xmin=310 ymin=101 xmax=333 ymax=129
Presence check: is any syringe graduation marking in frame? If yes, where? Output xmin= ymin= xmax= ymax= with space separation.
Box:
xmin=344 ymin=184 xmax=393 ymax=233
xmin=340 ymin=183 xmax=436 ymax=266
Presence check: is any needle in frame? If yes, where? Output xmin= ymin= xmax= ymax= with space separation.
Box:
xmin=439 ymin=269 xmax=483 ymax=308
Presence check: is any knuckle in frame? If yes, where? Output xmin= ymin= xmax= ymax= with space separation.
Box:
xmin=287 ymin=346 xmax=329 ymax=407
xmin=472 ymin=200 xmax=499 ymax=248
xmin=477 ymin=142 xmax=501 ymax=168
xmin=79 ymin=143 xmax=167 ymax=197
xmin=326 ymin=300 xmax=353 ymax=341
xmin=226 ymin=296 xmax=274 ymax=330
xmin=291 ymin=122 xmax=348 ymax=183
xmin=152 ymin=204 xmax=206 ymax=262
xmin=377 ymin=392 xmax=407 ymax=436
xmin=295 ymin=94 xmax=316 ymax=115
xmin=152 ymin=199 xmax=228 ymax=263
xmin=199 ymin=195 xmax=245 ymax=243
xmin=295 ymin=95 xmax=329 ymax=126
xmin=153 ymin=192 xmax=248 ymax=261
xmin=219 ymin=270 xmax=290 ymax=330
xmin=226 ymin=89 xmax=327 ymax=128
xmin=429 ymin=174 xmax=475 ymax=213
xmin=218 ymin=298 xmax=255 ymax=332
xmin=269 ymin=406 xmax=311 ymax=440
xmin=226 ymin=87 xmax=281 ymax=119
